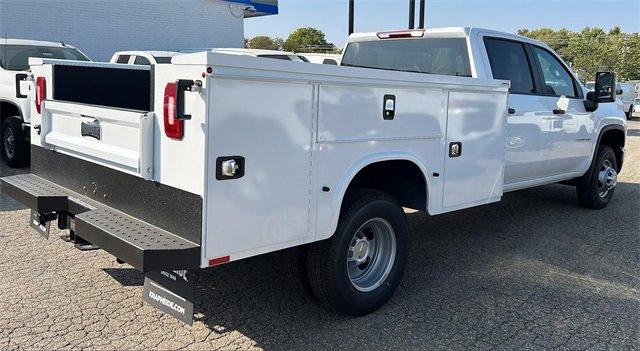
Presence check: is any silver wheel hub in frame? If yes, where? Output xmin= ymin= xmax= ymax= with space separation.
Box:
xmin=597 ymin=160 xmax=617 ymax=198
xmin=347 ymin=218 xmax=397 ymax=292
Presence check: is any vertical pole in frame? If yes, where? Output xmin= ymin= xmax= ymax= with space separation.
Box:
xmin=349 ymin=0 xmax=355 ymax=35
xmin=409 ymin=0 xmax=415 ymax=29
xmin=418 ymin=0 xmax=425 ymax=29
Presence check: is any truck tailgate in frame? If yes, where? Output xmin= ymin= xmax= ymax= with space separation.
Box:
xmin=39 ymin=101 xmax=154 ymax=180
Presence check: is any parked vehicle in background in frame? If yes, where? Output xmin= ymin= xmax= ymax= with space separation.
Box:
xmin=298 ymin=53 xmax=341 ymax=65
xmin=1 ymin=27 xmax=626 ymax=325
xmin=180 ymin=48 xmax=310 ymax=62
xmin=615 ymin=83 xmax=635 ymax=119
xmin=110 ymin=51 xmax=180 ymax=65
xmin=0 ymin=39 xmax=90 ymax=167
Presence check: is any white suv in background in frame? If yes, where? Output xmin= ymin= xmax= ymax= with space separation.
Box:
xmin=0 ymin=39 xmax=90 ymax=167
xmin=616 ymin=83 xmax=635 ymax=119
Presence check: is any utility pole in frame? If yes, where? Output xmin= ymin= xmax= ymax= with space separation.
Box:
xmin=418 ymin=0 xmax=426 ymax=29
xmin=409 ymin=0 xmax=415 ymax=29
xmin=349 ymin=0 xmax=355 ymax=35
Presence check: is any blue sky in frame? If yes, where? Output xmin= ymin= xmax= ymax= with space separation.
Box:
xmin=246 ymin=0 xmax=640 ymax=47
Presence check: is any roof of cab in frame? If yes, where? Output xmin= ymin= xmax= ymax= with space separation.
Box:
xmin=113 ymin=50 xmax=179 ymax=57
xmin=346 ymin=27 xmax=552 ymax=50
xmin=0 ymin=38 xmax=79 ymax=49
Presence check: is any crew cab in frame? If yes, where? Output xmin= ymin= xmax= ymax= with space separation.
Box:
xmin=109 ymin=51 xmax=180 ymax=65
xmin=0 ymin=39 xmax=90 ymax=167
xmin=1 ymin=28 xmax=625 ymax=324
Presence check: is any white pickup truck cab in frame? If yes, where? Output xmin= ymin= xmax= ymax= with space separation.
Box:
xmin=1 ymin=28 xmax=626 ymax=324
xmin=0 ymin=39 xmax=90 ymax=167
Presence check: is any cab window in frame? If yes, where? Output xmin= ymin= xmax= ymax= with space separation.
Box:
xmin=116 ymin=55 xmax=130 ymax=64
xmin=133 ymin=56 xmax=151 ymax=65
xmin=484 ymin=38 xmax=535 ymax=95
xmin=532 ymin=47 xmax=578 ymax=98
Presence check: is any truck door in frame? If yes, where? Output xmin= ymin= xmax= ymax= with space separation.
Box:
xmin=529 ymin=46 xmax=594 ymax=175
xmin=483 ymin=37 xmax=556 ymax=187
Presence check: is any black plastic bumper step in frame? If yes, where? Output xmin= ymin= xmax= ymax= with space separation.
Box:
xmin=1 ymin=174 xmax=200 ymax=272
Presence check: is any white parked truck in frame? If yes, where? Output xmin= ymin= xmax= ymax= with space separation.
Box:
xmin=1 ymin=28 xmax=626 ymax=324
xmin=109 ymin=51 xmax=180 ymax=66
xmin=0 ymin=39 xmax=90 ymax=167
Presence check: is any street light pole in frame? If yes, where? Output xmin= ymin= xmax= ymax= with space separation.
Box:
xmin=418 ymin=0 xmax=425 ymax=29
xmin=349 ymin=0 xmax=355 ymax=35
xmin=409 ymin=0 xmax=415 ymax=29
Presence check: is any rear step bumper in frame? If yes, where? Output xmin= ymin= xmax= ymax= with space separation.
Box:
xmin=1 ymin=174 xmax=200 ymax=272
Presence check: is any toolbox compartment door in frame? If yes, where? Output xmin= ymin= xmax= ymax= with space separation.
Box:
xmin=442 ymin=90 xmax=507 ymax=210
xmin=39 ymin=100 xmax=154 ymax=180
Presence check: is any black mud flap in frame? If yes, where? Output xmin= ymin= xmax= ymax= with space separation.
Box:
xmin=143 ymin=270 xmax=196 ymax=325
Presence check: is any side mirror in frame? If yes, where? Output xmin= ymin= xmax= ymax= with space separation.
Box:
xmin=592 ymin=71 xmax=616 ymax=103
xmin=616 ymin=88 xmax=623 ymax=95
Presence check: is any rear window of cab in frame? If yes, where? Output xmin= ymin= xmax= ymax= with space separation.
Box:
xmin=341 ymin=38 xmax=472 ymax=77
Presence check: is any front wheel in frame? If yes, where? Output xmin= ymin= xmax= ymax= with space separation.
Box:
xmin=577 ymin=145 xmax=618 ymax=209
xmin=306 ymin=189 xmax=408 ymax=316
xmin=1 ymin=116 xmax=28 ymax=167
xmin=627 ymin=105 xmax=634 ymax=120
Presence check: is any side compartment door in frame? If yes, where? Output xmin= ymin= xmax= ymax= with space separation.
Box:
xmin=204 ymin=78 xmax=314 ymax=260
xmin=442 ymin=90 xmax=507 ymax=210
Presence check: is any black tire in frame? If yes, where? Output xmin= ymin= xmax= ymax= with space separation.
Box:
xmin=1 ymin=116 xmax=28 ymax=167
xmin=627 ymin=105 xmax=634 ymax=120
xmin=577 ymin=145 xmax=618 ymax=209
xmin=281 ymin=245 xmax=316 ymax=299
xmin=306 ymin=189 xmax=408 ymax=316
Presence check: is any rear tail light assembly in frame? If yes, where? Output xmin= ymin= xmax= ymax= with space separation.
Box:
xmin=35 ymin=76 xmax=46 ymax=114
xmin=163 ymin=82 xmax=184 ymax=140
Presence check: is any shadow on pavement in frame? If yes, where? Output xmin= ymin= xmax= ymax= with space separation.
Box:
xmin=0 ymin=157 xmax=28 ymax=212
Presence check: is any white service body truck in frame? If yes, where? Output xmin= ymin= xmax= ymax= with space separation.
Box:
xmin=0 ymin=39 xmax=90 ymax=167
xmin=1 ymin=28 xmax=626 ymax=324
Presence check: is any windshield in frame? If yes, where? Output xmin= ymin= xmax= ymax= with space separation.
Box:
xmin=0 ymin=45 xmax=90 ymax=71
xmin=341 ymin=38 xmax=472 ymax=77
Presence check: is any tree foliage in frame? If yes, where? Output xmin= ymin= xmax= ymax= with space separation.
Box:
xmin=282 ymin=27 xmax=334 ymax=52
xmin=518 ymin=27 xmax=640 ymax=81
xmin=246 ymin=35 xmax=284 ymax=50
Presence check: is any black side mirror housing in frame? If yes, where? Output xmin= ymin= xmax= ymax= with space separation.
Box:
xmin=585 ymin=71 xmax=617 ymax=112
xmin=593 ymin=71 xmax=616 ymax=103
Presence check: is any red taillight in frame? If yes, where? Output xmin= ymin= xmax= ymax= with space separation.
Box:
xmin=163 ymin=82 xmax=183 ymax=140
xmin=376 ymin=30 xmax=425 ymax=39
xmin=35 ymin=76 xmax=46 ymax=114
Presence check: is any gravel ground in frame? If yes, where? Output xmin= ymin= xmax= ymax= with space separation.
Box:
xmin=0 ymin=117 xmax=638 ymax=350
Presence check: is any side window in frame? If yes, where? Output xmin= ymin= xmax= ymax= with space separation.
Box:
xmin=484 ymin=38 xmax=536 ymax=95
xmin=133 ymin=56 xmax=151 ymax=65
xmin=116 ymin=55 xmax=131 ymax=64
xmin=532 ymin=47 xmax=577 ymax=98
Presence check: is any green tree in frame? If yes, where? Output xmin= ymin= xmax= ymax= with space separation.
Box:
xmin=246 ymin=36 xmax=284 ymax=50
xmin=283 ymin=27 xmax=334 ymax=53
xmin=518 ymin=27 xmax=640 ymax=81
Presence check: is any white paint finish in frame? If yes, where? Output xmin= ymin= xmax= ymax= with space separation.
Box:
xmin=203 ymin=78 xmax=314 ymax=260
xmin=0 ymin=0 xmax=245 ymax=62
xmin=318 ymin=85 xmax=445 ymax=142
xmin=314 ymin=143 xmax=442 ymax=241
xmin=38 ymin=101 xmax=154 ymax=179
xmin=152 ymin=64 xmax=210 ymax=196
xmin=442 ymin=91 xmax=507 ymax=209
